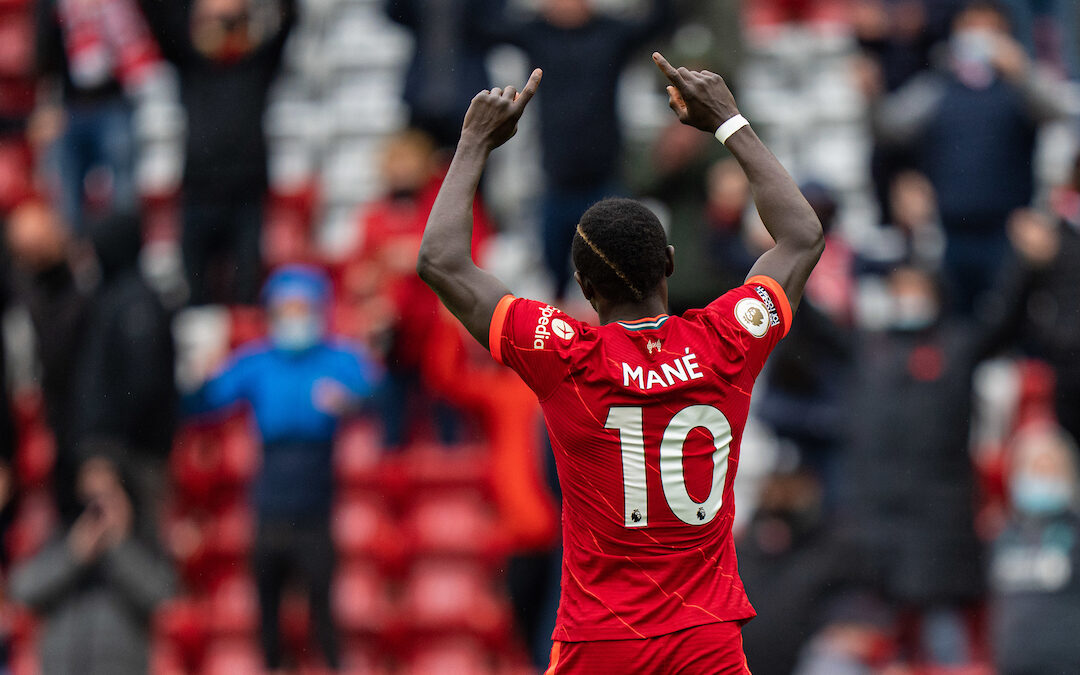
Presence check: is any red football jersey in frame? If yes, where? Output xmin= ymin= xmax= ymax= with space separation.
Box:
xmin=489 ymin=275 xmax=792 ymax=642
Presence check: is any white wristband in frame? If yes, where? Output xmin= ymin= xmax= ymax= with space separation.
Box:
xmin=714 ymin=114 xmax=749 ymax=145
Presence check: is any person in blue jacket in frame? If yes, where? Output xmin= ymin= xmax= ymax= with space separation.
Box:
xmin=185 ymin=264 xmax=380 ymax=673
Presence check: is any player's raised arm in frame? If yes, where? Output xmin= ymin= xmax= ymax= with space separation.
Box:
xmin=416 ymin=69 xmax=542 ymax=349
xmin=653 ymin=52 xmax=824 ymax=312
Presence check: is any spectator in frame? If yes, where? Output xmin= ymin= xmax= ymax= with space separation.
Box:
xmin=483 ymin=0 xmax=673 ymax=298
xmin=840 ymin=262 xmax=1025 ymax=664
xmin=31 ymin=0 xmax=161 ymax=231
xmin=386 ymin=0 xmax=492 ymax=148
xmin=70 ymin=211 xmax=175 ymax=527
xmin=8 ymin=451 xmax=176 ymax=675
xmin=758 ymin=184 xmax=853 ymax=497
xmin=5 ymin=198 xmax=88 ymax=517
xmin=184 ymin=265 xmax=380 ymax=672
xmin=990 ymin=423 xmax=1080 ymax=675
xmin=140 ymin=0 xmax=297 ymax=305
xmin=739 ymin=469 xmax=856 ymax=675
xmin=873 ymin=0 xmax=1068 ymax=312
xmin=1002 ymin=165 xmax=1080 ymax=443
xmin=858 ymin=170 xmax=946 ymax=274
xmin=348 ymin=129 xmax=489 ymax=449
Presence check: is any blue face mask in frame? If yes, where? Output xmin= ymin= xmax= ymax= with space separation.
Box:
xmin=1011 ymin=474 xmax=1074 ymax=517
xmin=271 ymin=314 xmax=322 ymax=352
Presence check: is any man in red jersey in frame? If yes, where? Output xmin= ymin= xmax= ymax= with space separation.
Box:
xmin=417 ymin=53 xmax=824 ymax=674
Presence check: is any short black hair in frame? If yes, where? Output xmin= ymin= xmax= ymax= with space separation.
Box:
xmin=572 ymin=198 xmax=668 ymax=304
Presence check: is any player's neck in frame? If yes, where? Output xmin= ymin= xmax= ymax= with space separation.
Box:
xmin=597 ymin=296 xmax=669 ymax=325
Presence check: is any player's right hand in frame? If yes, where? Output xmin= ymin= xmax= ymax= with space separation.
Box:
xmin=653 ymin=52 xmax=739 ymax=133
xmin=460 ymin=68 xmax=542 ymax=152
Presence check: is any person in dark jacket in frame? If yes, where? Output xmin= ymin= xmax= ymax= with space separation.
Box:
xmin=483 ymin=0 xmax=673 ymax=298
xmin=8 ymin=450 xmax=176 ymax=675
xmin=140 ymin=0 xmax=296 ymax=305
xmin=739 ymin=469 xmax=856 ymax=675
xmin=1002 ymin=169 xmax=1080 ymax=444
xmin=71 ymin=211 xmax=175 ymax=526
xmin=873 ymin=0 xmax=1068 ymax=312
xmin=840 ymin=257 xmax=1031 ymax=664
xmin=184 ymin=265 xmax=380 ymax=672
xmin=386 ymin=0 xmax=492 ymax=148
xmin=990 ymin=423 xmax=1080 ymax=675
xmin=5 ymin=198 xmax=89 ymax=518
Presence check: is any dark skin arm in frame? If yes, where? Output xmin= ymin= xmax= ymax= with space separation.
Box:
xmin=416 ymin=69 xmax=543 ymax=350
xmin=653 ymin=52 xmax=824 ymax=311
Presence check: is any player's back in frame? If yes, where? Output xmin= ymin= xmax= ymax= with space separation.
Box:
xmin=489 ymin=276 xmax=791 ymax=642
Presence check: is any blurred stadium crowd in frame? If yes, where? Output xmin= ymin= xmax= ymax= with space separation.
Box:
xmin=0 ymin=0 xmax=1076 ymax=673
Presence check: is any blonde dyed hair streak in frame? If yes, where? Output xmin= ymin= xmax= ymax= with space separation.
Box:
xmin=574 ymin=224 xmax=644 ymax=301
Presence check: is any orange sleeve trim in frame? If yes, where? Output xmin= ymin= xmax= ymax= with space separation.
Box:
xmin=747 ymin=274 xmax=792 ymax=337
xmin=544 ymin=642 xmax=563 ymax=675
xmin=488 ymin=294 xmax=515 ymax=365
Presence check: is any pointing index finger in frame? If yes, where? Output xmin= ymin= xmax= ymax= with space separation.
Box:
xmin=513 ymin=68 xmax=543 ymax=110
xmin=652 ymin=52 xmax=685 ymax=88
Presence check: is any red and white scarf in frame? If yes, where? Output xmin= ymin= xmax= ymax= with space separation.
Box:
xmin=58 ymin=0 xmax=162 ymax=93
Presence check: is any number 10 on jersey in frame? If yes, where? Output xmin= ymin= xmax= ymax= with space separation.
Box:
xmin=605 ymin=405 xmax=733 ymax=528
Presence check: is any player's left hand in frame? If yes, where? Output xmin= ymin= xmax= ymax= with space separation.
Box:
xmin=460 ymin=68 xmax=542 ymax=152
xmin=653 ymin=52 xmax=739 ymax=133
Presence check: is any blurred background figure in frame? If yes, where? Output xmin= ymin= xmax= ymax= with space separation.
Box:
xmin=871 ymin=0 xmax=1069 ymax=313
xmin=482 ymin=0 xmax=673 ymax=299
xmin=8 ymin=451 xmax=175 ymax=675
xmin=757 ymin=182 xmax=853 ymax=499
xmin=183 ymin=265 xmax=380 ymax=672
xmin=423 ymin=309 xmax=561 ymax=669
xmin=1002 ymin=160 xmax=1080 ymax=443
xmin=71 ymin=210 xmax=174 ymax=527
xmin=346 ymin=128 xmax=488 ymax=449
xmin=738 ymin=467 xmax=854 ymax=675
xmin=990 ymin=423 xmax=1080 ymax=675
xmin=386 ymin=0 xmax=492 ymax=148
xmin=32 ymin=0 xmax=161 ymax=231
xmin=140 ymin=0 xmax=297 ymax=306
xmin=840 ymin=262 xmax=1020 ymax=666
xmin=5 ymin=197 xmax=89 ymax=518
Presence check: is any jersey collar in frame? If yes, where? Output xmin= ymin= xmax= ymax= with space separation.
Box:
xmin=616 ymin=314 xmax=670 ymax=331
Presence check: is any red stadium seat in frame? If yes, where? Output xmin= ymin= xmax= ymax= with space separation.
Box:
xmin=0 ymin=140 xmax=31 ymax=213
xmin=171 ymin=425 xmax=225 ymax=509
xmin=339 ymin=640 xmax=391 ymax=675
xmin=399 ymin=443 xmax=491 ymax=494
xmin=11 ymin=390 xmax=55 ymax=489
xmin=0 ymin=7 xmax=32 ymax=78
xmin=263 ymin=183 xmax=319 ymax=268
xmin=331 ymin=492 xmax=401 ymax=565
xmin=228 ymin=306 xmax=267 ymax=349
xmin=13 ymin=427 xmax=55 ymax=489
xmin=156 ymin=597 xmax=211 ymax=672
xmin=202 ymin=637 xmax=263 ymax=675
xmin=5 ymin=489 xmax=57 ymax=563
xmin=334 ymin=421 xmax=384 ymax=490
xmin=219 ymin=418 xmax=259 ymax=487
xmin=209 ymin=573 xmax=259 ymax=637
xmin=204 ymin=500 xmax=255 ymax=562
xmin=149 ymin=639 xmax=187 ymax=675
xmin=333 ymin=562 xmax=393 ymax=635
xmin=400 ymin=489 xmax=503 ymax=559
xmin=399 ymin=637 xmax=496 ymax=675
xmin=400 ymin=560 xmax=509 ymax=640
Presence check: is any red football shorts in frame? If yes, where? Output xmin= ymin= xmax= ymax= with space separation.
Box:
xmin=545 ymin=620 xmax=752 ymax=674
